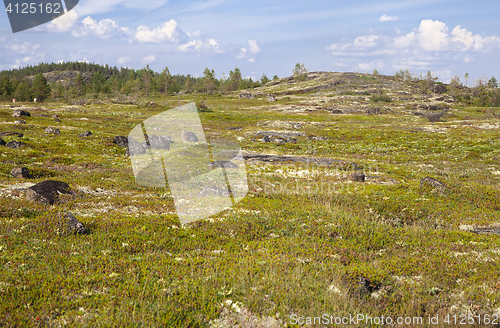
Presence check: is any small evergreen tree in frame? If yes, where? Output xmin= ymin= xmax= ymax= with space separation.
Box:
xmin=31 ymin=73 xmax=51 ymax=102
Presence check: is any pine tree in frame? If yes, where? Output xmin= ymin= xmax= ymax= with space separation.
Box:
xmin=31 ymin=73 xmax=51 ymax=102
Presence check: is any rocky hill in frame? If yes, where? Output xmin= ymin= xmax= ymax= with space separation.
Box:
xmin=26 ymin=70 xmax=95 ymax=87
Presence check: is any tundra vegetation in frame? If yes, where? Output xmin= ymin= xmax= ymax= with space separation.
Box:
xmin=0 ymin=63 xmax=500 ymax=327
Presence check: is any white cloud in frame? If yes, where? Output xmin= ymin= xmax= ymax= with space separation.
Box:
xmin=72 ymin=16 xmax=129 ymax=39
xmin=237 ymin=39 xmax=260 ymax=60
xmin=3 ymin=40 xmax=38 ymax=54
xmin=417 ymin=19 xmax=449 ymax=51
xmin=237 ymin=47 xmax=247 ymax=58
xmin=353 ymin=35 xmax=378 ymax=48
xmin=118 ymin=56 xmax=131 ymax=64
xmin=326 ymin=19 xmax=500 ymax=79
xmin=142 ymin=55 xmax=156 ymax=64
xmin=207 ymin=39 xmax=224 ymax=53
xmin=178 ymin=39 xmax=203 ymax=51
xmin=135 ymin=20 xmax=181 ymax=43
xmin=380 ymin=15 xmax=400 ymax=22
xmin=47 ymin=10 xmax=79 ymax=32
xmin=248 ymin=40 xmax=260 ymax=54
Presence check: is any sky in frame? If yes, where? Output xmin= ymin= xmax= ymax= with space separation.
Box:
xmin=0 ymin=0 xmax=499 ymax=83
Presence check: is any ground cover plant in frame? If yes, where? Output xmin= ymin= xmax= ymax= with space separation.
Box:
xmin=1 ymin=71 xmax=500 ymax=327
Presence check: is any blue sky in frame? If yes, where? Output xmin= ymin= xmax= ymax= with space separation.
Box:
xmin=1 ymin=0 xmax=499 ymax=83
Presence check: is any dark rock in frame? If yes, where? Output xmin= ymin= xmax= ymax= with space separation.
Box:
xmin=44 ymin=127 xmax=60 ymax=135
xmin=226 ymin=127 xmax=242 ymax=130
xmin=420 ymin=177 xmax=446 ymax=193
xmin=11 ymin=167 xmax=32 ymax=179
xmin=347 ymin=171 xmax=365 ymax=182
xmin=428 ymin=105 xmax=439 ymax=111
xmin=12 ymin=110 xmax=31 ymax=118
xmin=53 ymin=118 xmax=61 ymax=123
xmin=6 ymin=140 xmax=26 ymax=149
xmin=63 ymin=212 xmax=88 ymax=234
xmin=14 ymin=120 xmax=26 ymax=124
xmin=26 ymin=180 xmax=71 ymax=204
xmin=0 ymin=132 xmax=23 ymax=137
xmin=148 ymin=134 xmax=170 ymax=150
xmin=418 ymin=104 xmax=429 ymax=110
xmin=79 ymin=131 xmax=92 ymax=137
xmin=113 ymin=136 xmax=128 ymax=147
xmin=126 ymin=140 xmax=146 ymax=156
xmin=329 ymin=109 xmax=343 ymax=114
xmin=0 ymin=138 xmax=5 ymax=146
xmin=357 ymin=276 xmax=374 ymax=294
xmin=209 ymin=161 xmax=238 ymax=169
xmin=51 ymin=114 xmax=59 ymax=118
xmin=433 ymin=84 xmax=447 ymax=94
xmin=181 ymin=130 xmax=198 ymax=142
xmin=197 ymin=186 xmax=230 ymax=197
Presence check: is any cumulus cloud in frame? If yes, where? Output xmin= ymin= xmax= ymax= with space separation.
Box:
xmin=3 ymin=40 xmax=37 ymax=54
xmin=46 ymin=10 xmax=79 ymax=32
xmin=379 ymin=15 xmax=400 ymax=22
xmin=178 ymin=39 xmax=203 ymax=51
xmin=237 ymin=39 xmax=260 ymax=62
xmin=326 ymin=19 xmax=500 ymax=80
xmin=72 ymin=16 xmax=129 ymax=39
xmin=248 ymin=39 xmax=260 ymax=54
xmin=135 ymin=20 xmax=181 ymax=43
xmin=142 ymin=55 xmax=156 ymax=64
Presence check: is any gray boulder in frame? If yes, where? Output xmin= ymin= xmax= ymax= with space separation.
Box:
xmin=126 ymin=140 xmax=146 ymax=156
xmin=14 ymin=120 xmax=26 ymax=124
xmin=26 ymin=180 xmax=71 ymax=204
xmin=79 ymin=131 xmax=92 ymax=137
xmin=62 ymin=212 xmax=88 ymax=234
xmin=267 ymin=95 xmax=277 ymax=102
xmin=6 ymin=140 xmax=26 ymax=149
xmin=11 ymin=167 xmax=32 ymax=179
xmin=51 ymin=114 xmax=59 ymax=118
xmin=209 ymin=161 xmax=238 ymax=169
xmin=12 ymin=110 xmax=30 ymax=118
xmin=44 ymin=127 xmax=60 ymax=135
xmin=181 ymin=130 xmax=198 ymax=142
xmin=148 ymin=134 xmax=170 ymax=150
xmin=113 ymin=136 xmax=128 ymax=147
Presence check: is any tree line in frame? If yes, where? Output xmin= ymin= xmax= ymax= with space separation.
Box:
xmin=0 ymin=61 xmax=279 ymax=102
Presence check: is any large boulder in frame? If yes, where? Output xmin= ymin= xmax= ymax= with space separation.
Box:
xmin=5 ymin=140 xmax=26 ymax=149
xmin=148 ymin=134 xmax=171 ymax=150
xmin=26 ymin=180 xmax=71 ymax=204
xmin=79 ymin=131 xmax=92 ymax=137
xmin=433 ymin=84 xmax=447 ymax=94
xmin=181 ymin=130 xmax=198 ymax=142
xmin=62 ymin=212 xmax=88 ymax=235
xmin=11 ymin=167 xmax=32 ymax=179
xmin=126 ymin=140 xmax=147 ymax=156
xmin=12 ymin=110 xmax=31 ymax=118
xmin=113 ymin=136 xmax=128 ymax=147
